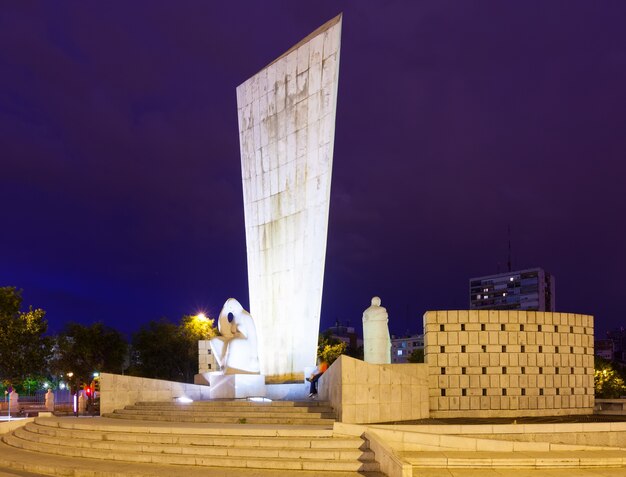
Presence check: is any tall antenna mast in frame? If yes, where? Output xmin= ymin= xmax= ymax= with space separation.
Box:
xmin=507 ymin=224 xmax=512 ymax=272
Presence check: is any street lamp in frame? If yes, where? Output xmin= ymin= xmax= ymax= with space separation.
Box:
xmin=66 ymin=372 xmax=77 ymax=416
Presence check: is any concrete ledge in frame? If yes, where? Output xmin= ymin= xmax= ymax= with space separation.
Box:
xmin=0 ymin=417 xmax=34 ymax=435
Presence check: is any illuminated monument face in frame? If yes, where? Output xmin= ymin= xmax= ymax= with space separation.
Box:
xmin=236 ymin=15 xmax=342 ymax=382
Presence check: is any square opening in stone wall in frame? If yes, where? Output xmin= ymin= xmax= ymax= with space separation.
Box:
xmin=502 ymin=367 xmax=507 ymax=374
xmin=539 ymin=325 xmax=542 ymax=331
xmin=482 ymin=367 xmax=487 ymax=374
xmin=441 ymin=367 xmax=446 ymax=375
xmin=440 ymin=324 xmax=445 ymax=331
xmin=502 ymin=389 xmax=507 ymax=396
xmin=481 ymin=324 xmax=486 ymax=331
xmin=461 ymin=324 xmax=465 ymax=331
xmin=540 ymin=388 xmax=544 ymax=395
xmin=521 ymin=345 xmax=525 ymax=353
xmin=461 ymin=345 xmax=466 ymax=353
xmin=556 ymin=388 xmax=560 ymax=395
xmin=482 ymin=345 xmax=487 ymax=352
xmin=441 ymin=389 xmax=446 ymax=397
xmin=482 ymin=389 xmax=487 ymax=396
xmin=501 ymin=324 xmax=506 ymax=331
xmin=521 ymin=367 xmax=525 ymax=374
xmin=539 ymin=367 xmax=543 ymax=374
xmin=521 ymin=388 xmax=526 ymax=396
xmin=462 ymin=367 xmax=466 ymax=374
xmin=502 ymin=345 xmax=507 ymax=352
xmin=462 ymin=388 xmax=467 ymax=396
xmin=440 ymin=346 xmax=445 ymax=353
xmin=520 ymin=324 xmax=524 ymax=331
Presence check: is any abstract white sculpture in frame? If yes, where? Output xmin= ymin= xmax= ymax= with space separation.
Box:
xmin=209 ymin=298 xmax=260 ymax=375
xmin=237 ymin=14 xmax=342 ymax=382
xmin=362 ymin=296 xmax=391 ymax=364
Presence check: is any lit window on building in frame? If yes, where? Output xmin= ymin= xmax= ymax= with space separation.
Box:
xmin=397 ymin=350 xmax=403 ymax=356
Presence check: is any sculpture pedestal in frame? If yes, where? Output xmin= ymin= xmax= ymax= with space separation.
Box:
xmin=208 ymin=373 xmax=266 ymax=399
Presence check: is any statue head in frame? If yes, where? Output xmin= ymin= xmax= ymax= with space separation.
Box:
xmin=371 ymin=296 xmax=381 ymax=307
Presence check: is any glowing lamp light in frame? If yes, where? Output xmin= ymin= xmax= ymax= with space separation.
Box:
xmin=93 ymin=372 xmax=99 ymax=378
xmin=196 ymin=313 xmax=207 ymax=321
xmin=176 ymin=396 xmax=193 ymax=403
xmin=248 ymin=397 xmax=272 ymax=403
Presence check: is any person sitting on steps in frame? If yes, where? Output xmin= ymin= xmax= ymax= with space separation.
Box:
xmin=306 ymin=358 xmax=328 ymax=397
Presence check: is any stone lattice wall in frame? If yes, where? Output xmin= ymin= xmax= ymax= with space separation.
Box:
xmin=424 ymin=310 xmax=594 ymax=418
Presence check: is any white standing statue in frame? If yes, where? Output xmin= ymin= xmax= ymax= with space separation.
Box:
xmin=209 ymin=298 xmax=260 ymax=374
xmin=45 ymin=389 xmax=54 ymax=411
xmin=362 ymin=296 xmax=391 ymax=364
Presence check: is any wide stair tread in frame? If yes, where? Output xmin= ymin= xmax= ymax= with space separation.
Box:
xmin=3 ymin=417 xmax=380 ymax=474
xmin=0 ymin=438 xmax=386 ymax=477
xmin=402 ymin=450 xmax=626 ymax=468
xmin=102 ymin=412 xmax=336 ymax=425
xmin=102 ymin=399 xmax=336 ymax=425
xmin=4 ymin=433 xmax=378 ymax=472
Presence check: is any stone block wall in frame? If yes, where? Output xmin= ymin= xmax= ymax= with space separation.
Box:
xmin=100 ymin=373 xmax=210 ymax=414
xmin=424 ymin=310 xmax=594 ymax=418
xmin=198 ymin=340 xmax=216 ymax=373
xmin=319 ymin=355 xmax=429 ymax=423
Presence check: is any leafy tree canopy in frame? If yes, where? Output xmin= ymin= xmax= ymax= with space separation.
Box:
xmin=130 ymin=314 xmax=217 ymax=383
xmin=53 ymin=322 xmax=128 ymax=387
xmin=0 ymin=287 xmax=51 ymax=383
xmin=408 ymin=348 xmax=424 ymax=363
xmin=595 ymin=356 xmax=626 ymax=398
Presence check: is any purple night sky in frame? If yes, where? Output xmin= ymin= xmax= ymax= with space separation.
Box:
xmin=1 ymin=1 xmax=625 ymax=339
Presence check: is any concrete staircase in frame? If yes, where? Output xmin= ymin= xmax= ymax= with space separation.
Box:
xmin=1 ymin=401 xmax=383 ymax=476
xmin=102 ymin=399 xmax=336 ymax=425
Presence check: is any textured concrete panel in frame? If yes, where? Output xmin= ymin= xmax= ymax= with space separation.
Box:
xmin=236 ymin=15 xmax=342 ymax=382
xmin=423 ymin=310 xmax=595 ymax=418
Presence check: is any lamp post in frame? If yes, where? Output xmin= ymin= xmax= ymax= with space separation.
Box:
xmin=66 ymin=372 xmax=77 ymax=417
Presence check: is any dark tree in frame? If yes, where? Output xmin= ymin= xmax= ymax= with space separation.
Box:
xmin=0 ymin=287 xmax=51 ymax=383
xmin=53 ymin=322 xmax=128 ymax=386
xmin=130 ymin=315 xmax=216 ymax=383
xmin=407 ymin=348 xmax=424 ymax=363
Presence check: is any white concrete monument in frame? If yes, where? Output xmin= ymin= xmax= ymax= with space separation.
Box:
xmin=236 ymin=15 xmax=342 ymax=382
xmin=362 ymin=296 xmax=391 ymax=364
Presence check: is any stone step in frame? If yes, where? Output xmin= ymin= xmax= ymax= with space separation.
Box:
xmin=135 ymin=400 xmax=331 ymax=407
xmin=0 ymin=440 xmax=386 ymax=477
xmin=402 ymin=450 xmax=626 ymax=468
xmin=124 ymin=404 xmax=334 ymax=415
xmin=3 ymin=433 xmax=380 ymax=472
xmin=102 ymin=411 xmax=336 ymax=426
xmin=117 ymin=407 xmax=335 ymax=418
xmin=14 ymin=426 xmax=371 ymax=461
xmin=23 ymin=421 xmax=364 ymax=449
xmin=34 ymin=416 xmax=334 ymax=436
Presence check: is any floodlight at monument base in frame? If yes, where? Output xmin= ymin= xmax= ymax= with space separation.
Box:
xmin=236 ymin=15 xmax=342 ymax=382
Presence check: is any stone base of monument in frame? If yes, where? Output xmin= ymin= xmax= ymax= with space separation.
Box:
xmin=208 ymin=373 xmax=266 ymax=399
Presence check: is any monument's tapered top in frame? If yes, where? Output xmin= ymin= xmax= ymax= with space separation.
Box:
xmin=239 ymin=13 xmax=343 ymax=86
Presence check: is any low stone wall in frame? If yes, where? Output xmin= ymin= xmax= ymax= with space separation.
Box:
xmin=595 ymin=399 xmax=626 ymax=415
xmin=99 ymin=373 xmax=210 ymax=414
xmin=373 ymin=422 xmax=626 ymax=449
xmin=318 ymin=355 xmax=429 ymax=424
